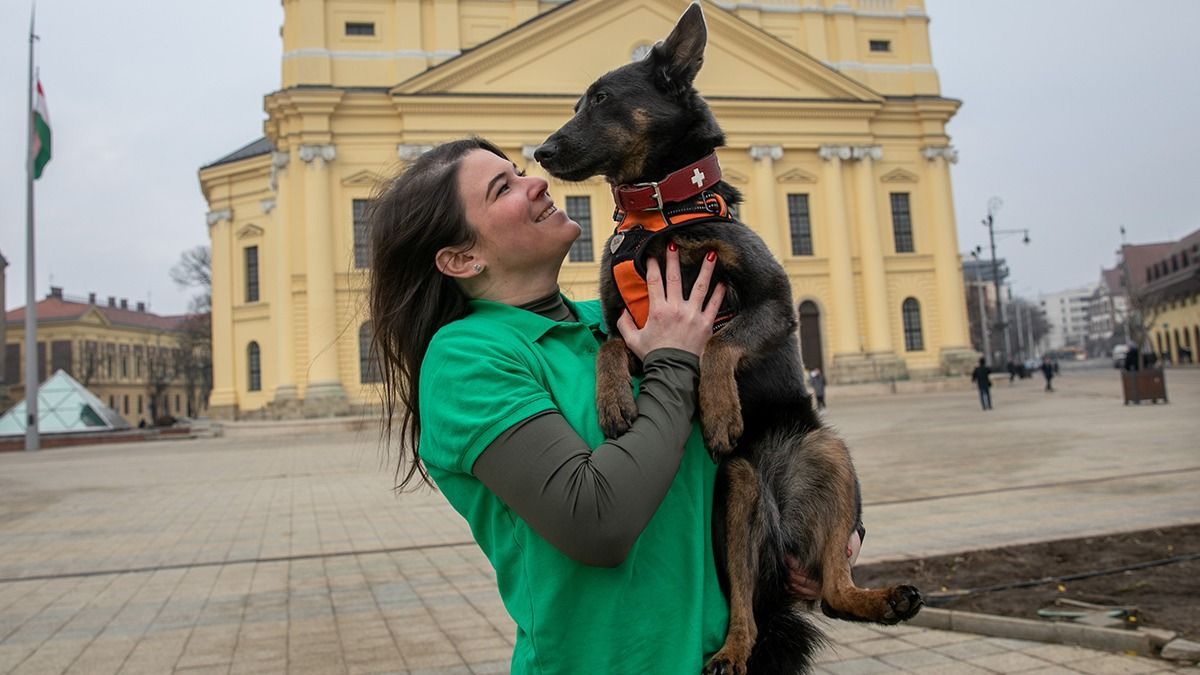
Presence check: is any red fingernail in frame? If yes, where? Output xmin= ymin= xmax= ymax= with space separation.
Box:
xmin=706 ymin=250 xmax=717 ymax=262
xmin=668 ymin=241 xmax=678 ymax=252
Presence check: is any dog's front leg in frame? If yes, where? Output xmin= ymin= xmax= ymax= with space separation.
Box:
xmin=699 ymin=337 xmax=744 ymax=458
xmin=596 ymin=337 xmax=638 ymax=438
xmin=704 ymin=457 xmax=761 ymax=675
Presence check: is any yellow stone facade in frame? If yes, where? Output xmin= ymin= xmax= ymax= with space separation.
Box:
xmin=199 ymin=0 xmax=975 ymax=418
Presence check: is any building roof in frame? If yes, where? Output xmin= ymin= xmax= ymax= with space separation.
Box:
xmin=1119 ymin=241 xmax=1174 ymax=292
xmin=201 ymin=137 xmax=273 ymax=170
xmin=6 ymin=295 xmax=188 ymax=332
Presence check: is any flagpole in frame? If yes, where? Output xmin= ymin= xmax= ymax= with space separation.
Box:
xmin=24 ymin=2 xmax=39 ymax=452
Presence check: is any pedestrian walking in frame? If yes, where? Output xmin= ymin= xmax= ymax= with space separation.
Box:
xmin=971 ymin=358 xmax=993 ymax=410
xmin=809 ymin=368 xmax=826 ymax=410
xmin=1041 ymin=355 xmax=1055 ymax=392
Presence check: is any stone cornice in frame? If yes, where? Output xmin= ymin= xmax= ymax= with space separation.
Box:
xmin=819 ymin=145 xmax=882 ymax=161
xmin=298 ymin=144 xmax=336 ymax=164
xmin=921 ymin=145 xmax=958 ymax=164
xmin=397 ymin=144 xmax=434 ymax=162
xmin=206 ymin=209 xmax=232 ymax=227
xmin=748 ymin=145 xmax=784 ymax=161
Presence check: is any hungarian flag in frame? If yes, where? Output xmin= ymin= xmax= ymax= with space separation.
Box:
xmin=31 ymin=78 xmax=51 ymax=180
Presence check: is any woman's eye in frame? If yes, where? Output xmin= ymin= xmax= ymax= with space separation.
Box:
xmin=498 ymin=183 xmax=509 ymax=194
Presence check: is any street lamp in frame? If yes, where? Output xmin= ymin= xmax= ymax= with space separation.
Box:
xmin=981 ymin=197 xmax=1031 ymax=364
xmin=969 ymin=248 xmax=992 ymax=364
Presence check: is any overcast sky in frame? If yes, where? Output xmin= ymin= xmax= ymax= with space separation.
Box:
xmin=2 ymin=0 xmax=1198 ymax=315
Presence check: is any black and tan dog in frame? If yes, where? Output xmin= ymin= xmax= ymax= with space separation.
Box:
xmin=535 ymin=3 xmax=921 ymax=674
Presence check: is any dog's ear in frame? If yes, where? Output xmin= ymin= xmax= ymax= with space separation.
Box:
xmin=651 ymin=2 xmax=706 ymax=96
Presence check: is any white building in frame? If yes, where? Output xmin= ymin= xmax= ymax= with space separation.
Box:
xmin=1039 ymin=283 xmax=1100 ymax=353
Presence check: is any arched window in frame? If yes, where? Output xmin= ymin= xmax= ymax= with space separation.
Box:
xmin=247 ymin=342 xmax=262 ymax=392
xmin=359 ymin=323 xmax=381 ymax=384
xmin=902 ymin=298 xmax=924 ymax=352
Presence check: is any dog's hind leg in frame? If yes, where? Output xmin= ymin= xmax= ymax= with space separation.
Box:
xmin=812 ymin=435 xmax=922 ymax=624
xmin=704 ymin=457 xmax=761 ymax=675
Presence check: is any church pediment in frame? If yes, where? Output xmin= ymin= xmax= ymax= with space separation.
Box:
xmin=237 ymin=224 xmax=265 ymax=239
xmin=777 ymin=168 xmax=818 ymax=184
xmin=392 ymin=0 xmax=882 ymax=103
xmin=723 ymin=167 xmax=750 ymax=184
xmin=341 ymin=169 xmax=387 ymax=187
xmin=881 ymin=168 xmax=919 ymax=183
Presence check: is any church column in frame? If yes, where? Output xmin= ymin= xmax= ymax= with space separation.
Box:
xmin=268 ymin=151 xmax=297 ymax=404
xmin=748 ymin=145 xmax=784 ymax=259
xmin=298 ymin=143 xmax=347 ymax=402
xmin=818 ymin=145 xmax=861 ymax=364
xmin=851 ymin=146 xmax=895 ymax=357
xmin=923 ymin=145 xmax=975 ymax=373
xmin=206 ymin=208 xmax=237 ymax=418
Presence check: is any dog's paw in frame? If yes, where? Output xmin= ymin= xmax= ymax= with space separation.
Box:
xmin=701 ymin=406 xmax=744 ymax=459
xmin=702 ymin=652 xmax=747 ymax=675
xmin=883 ymin=585 xmax=923 ymax=623
xmin=597 ymin=389 xmax=638 ymax=438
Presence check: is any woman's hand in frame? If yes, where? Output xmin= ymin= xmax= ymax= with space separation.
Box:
xmin=618 ymin=242 xmax=725 ymax=360
xmin=785 ymin=529 xmax=863 ymax=601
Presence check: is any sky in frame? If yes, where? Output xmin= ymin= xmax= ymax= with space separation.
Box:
xmin=2 ymin=0 xmax=1198 ymax=315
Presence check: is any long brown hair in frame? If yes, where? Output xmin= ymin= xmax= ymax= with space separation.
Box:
xmin=368 ymin=138 xmax=508 ymax=489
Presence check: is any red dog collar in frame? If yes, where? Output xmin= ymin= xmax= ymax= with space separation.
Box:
xmin=611 ymin=153 xmax=722 ymax=212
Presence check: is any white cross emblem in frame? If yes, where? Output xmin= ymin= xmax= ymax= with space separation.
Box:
xmin=691 ymin=168 xmax=705 ymax=188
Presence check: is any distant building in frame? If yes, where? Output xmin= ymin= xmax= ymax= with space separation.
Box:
xmin=4 ymin=288 xmax=205 ymax=426
xmin=1038 ymin=284 xmax=1099 ymax=353
xmin=1138 ymin=229 xmax=1200 ymax=364
xmin=1084 ymin=268 xmax=1127 ymax=357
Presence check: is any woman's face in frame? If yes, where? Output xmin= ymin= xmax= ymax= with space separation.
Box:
xmin=456 ymin=149 xmax=581 ymax=277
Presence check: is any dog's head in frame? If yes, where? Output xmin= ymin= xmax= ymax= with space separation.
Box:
xmin=534 ymin=2 xmax=725 ymax=186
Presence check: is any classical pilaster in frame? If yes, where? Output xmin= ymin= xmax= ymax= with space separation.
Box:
xmin=818 ymin=145 xmax=861 ymax=377
xmin=298 ymin=143 xmax=348 ymax=404
xmin=269 ymin=150 xmax=299 ymax=407
xmin=207 ymin=208 xmax=238 ymax=419
xmin=748 ymin=145 xmax=784 ymax=258
xmin=850 ymin=147 xmax=890 ymax=352
xmin=923 ymin=145 xmax=976 ymax=374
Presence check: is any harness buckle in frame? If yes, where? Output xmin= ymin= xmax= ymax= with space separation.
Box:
xmin=701 ymin=191 xmax=720 ymax=214
xmin=632 ymin=180 xmax=665 ymax=211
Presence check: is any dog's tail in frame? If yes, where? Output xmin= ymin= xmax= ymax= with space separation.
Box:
xmin=746 ymin=605 xmax=827 ymax=674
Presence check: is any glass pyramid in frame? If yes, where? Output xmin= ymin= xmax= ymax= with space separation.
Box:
xmin=0 ymin=369 xmax=130 ymax=436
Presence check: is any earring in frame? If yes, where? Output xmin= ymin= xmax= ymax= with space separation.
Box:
xmin=473 ymin=263 xmax=483 ymax=273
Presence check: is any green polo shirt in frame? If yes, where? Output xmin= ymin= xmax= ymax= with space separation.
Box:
xmin=418 ymin=296 xmax=727 ymax=674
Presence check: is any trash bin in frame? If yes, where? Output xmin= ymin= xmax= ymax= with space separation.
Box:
xmin=1121 ymin=369 xmax=1168 ymax=404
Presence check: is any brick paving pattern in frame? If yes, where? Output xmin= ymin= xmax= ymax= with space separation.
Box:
xmin=1 ymin=366 xmax=1197 ymax=673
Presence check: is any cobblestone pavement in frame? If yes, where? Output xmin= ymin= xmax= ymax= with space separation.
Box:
xmin=1 ymin=367 xmax=1196 ymax=674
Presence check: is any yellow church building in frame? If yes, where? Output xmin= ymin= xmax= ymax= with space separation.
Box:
xmin=199 ymin=0 xmax=975 ymax=419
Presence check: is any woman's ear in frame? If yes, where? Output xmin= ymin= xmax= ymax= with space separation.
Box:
xmin=435 ymin=246 xmax=483 ymax=279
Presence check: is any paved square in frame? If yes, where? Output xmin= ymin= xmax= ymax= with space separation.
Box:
xmin=1 ymin=367 xmax=1196 ymax=673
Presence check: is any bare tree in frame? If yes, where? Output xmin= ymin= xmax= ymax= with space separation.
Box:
xmin=171 ymin=245 xmax=212 ymax=313
xmin=77 ymin=340 xmax=101 ymax=387
xmin=170 ymin=245 xmax=213 ymax=417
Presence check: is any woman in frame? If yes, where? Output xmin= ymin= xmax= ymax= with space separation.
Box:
xmin=368 ymin=138 xmax=856 ymax=674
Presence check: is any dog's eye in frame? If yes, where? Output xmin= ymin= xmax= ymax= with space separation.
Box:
xmin=593 ymin=91 xmax=608 ymax=105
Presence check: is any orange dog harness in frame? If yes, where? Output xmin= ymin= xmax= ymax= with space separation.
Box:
xmin=609 ymin=185 xmax=737 ymax=330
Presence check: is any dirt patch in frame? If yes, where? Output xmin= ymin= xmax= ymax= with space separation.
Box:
xmin=854 ymin=524 xmax=1200 ymax=642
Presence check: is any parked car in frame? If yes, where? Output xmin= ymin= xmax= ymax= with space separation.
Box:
xmin=1112 ymin=345 xmax=1129 ymax=369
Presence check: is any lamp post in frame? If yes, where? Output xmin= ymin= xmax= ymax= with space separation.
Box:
xmin=981 ymin=197 xmax=1030 ymax=365
xmin=970 ymin=249 xmax=992 ymax=364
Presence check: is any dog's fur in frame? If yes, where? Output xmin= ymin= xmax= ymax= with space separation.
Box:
xmin=535 ymin=4 xmax=921 ymax=673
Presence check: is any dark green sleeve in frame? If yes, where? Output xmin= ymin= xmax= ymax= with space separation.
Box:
xmin=471 ymin=348 xmax=700 ymax=568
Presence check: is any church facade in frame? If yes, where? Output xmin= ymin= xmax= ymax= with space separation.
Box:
xmin=199 ymin=0 xmax=975 ymax=419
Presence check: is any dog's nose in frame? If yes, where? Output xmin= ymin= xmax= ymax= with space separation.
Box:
xmin=533 ymin=142 xmax=557 ymax=165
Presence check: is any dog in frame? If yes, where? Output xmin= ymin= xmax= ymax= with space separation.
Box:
xmin=534 ymin=3 xmax=922 ymax=673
